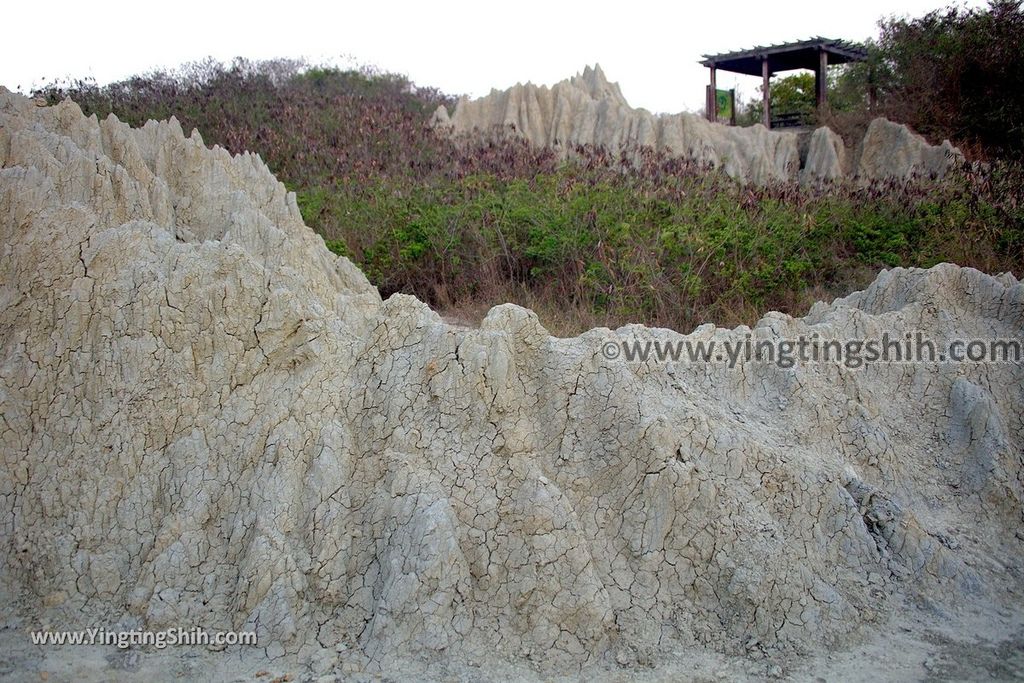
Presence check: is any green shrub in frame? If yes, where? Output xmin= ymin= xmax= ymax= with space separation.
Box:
xmin=35 ymin=56 xmax=1023 ymax=334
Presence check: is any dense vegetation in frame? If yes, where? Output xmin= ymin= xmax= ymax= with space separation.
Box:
xmin=321 ymin=158 xmax=1021 ymax=331
xmin=873 ymin=0 xmax=1024 ymax=160
xmin=36 ymin=5 xmax=1024 ymax=334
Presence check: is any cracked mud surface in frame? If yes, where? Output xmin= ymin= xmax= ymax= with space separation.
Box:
xmin=1 ymin=88 xmax=1022 ymax=680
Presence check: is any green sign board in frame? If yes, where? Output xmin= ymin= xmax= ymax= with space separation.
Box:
xmin=715 ymin=89 xmax=734 ymax=122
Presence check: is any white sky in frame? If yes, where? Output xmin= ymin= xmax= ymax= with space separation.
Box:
xmin=3 ymin=0 xmax=982 ymax=114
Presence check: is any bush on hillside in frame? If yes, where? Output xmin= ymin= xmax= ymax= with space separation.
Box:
xmin=34 ymin=56 xmax=1024 ymax=334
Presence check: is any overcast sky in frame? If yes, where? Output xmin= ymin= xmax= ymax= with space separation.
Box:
xmin=3 ymin=0 xmax=982 ymax=114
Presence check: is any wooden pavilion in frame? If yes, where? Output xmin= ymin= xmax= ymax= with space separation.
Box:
xmin=700 ymin=37 xmax=868 ymax=128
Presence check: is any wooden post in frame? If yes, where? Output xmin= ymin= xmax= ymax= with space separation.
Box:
xmin=761 ymin=57 xmax=770 ymax=128
xmin=816 ymin=48 xmax=828 ymax=115
xmin=867 ymin=65 xmax=877 ymax=112
xmin=708 ymin=65 xmax=717 ymax=122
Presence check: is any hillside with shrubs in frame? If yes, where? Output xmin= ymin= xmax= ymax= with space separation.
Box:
xmin=37 ymin=1 xmax=1024 ymax=333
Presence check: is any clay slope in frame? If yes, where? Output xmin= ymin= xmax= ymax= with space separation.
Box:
xmin=1 ymin=89 xmax=1022 ymax=673
xmin=433 ymin=65 xmax=963 ymax=184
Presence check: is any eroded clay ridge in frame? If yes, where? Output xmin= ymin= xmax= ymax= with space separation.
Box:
xmin=432 ymin=65 xmax=962 ymax=184
xmin=1 ymin=88 xmax=1021 ymax=670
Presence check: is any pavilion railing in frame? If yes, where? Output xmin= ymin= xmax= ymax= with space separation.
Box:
xmin=770 ymin=111 xmax=813 ymax=129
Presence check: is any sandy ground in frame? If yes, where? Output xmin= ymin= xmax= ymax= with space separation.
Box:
xmin=2 ymin=593 xmax=1022 ymax=682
